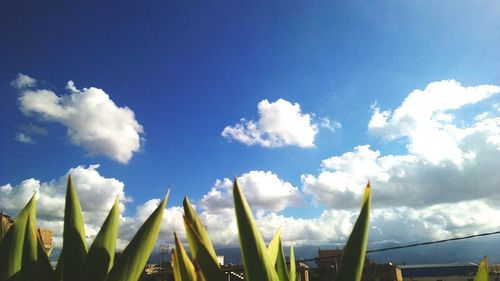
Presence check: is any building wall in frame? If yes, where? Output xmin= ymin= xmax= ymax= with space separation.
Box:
xmin=1 ymin=212 xmax=53 ymax=253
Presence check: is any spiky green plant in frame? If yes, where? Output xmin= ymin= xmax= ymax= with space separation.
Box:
xmin=0 ymin=175 xmax=168 ymax=281
xmin=1 ymin=175 xmax=372 ymax=281
xmin=473 ymin=256 xmax=490 ymax=281
xmin=174 ymin=179 xmax=372 ymax=281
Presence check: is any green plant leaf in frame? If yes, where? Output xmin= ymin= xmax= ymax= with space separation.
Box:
xmin=183 ymin=217 xmax=225 ymax=281
xmin=20 ymin=214 xmax=38 ymax=281
xmin=267 ymin=228 xmax=282 ymax=267
xmin=233 ymin=178 xmax=279 ymax=281
xmin=82 ymin=197 xmax=120 ymax=281
xmin=0 ymin=194 xmax=36 ymax=281
xmin=276 ymin=237 xmax=289 ymax=281
xmin=55 ymin=175 xmax=88 ymax=281
xmin=335 ymin=183 xmax=371 ymax=281
xmin=172 ymin=249 xmax=181 ymax=281
xmin=474 ymin=256 xmax=489 ymax=281
xmin=106 ymin=191 xmax=169 ymax=281
xmin=182 ymin=197 xmax=217 ymax=259
xmin=289 ymin=244 xmax=296 ymax=281
xmin=36 ymin=237 xmax=55 ymax=281
xmin=174 ymin=232 xmax=197 ymax=281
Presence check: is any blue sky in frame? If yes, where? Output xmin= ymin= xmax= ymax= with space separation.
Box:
xmin=1 ymin=1 xmax=500 ymax=260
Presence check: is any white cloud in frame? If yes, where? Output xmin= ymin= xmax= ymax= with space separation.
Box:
xmin=15 ymin=132 xmax=35 ymax=144
xmin=11 ymin=73 xmax=37 ymax=89
xmin=0 ymin=165 xmax=127 ymax=246
xmin=303 ymin=80 xmax=500 ymax=218
xmin=305 ymin=117 xmax=500 ymax=211
xmin=200 ymin=170 xmax=302 ymax=213
xmin=368 ymin=80 xmax=500 ymax=165
xmin=15 ymin=75 xmax=144 ymax=163
xmin=320 ymin=117 xmax=342 ymax=132
xmin=222 ymin=99 xmax=319 ymax=148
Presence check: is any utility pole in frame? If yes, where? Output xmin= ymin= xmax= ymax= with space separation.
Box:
xmin=159 ymin=242 xmax=170 ymax=267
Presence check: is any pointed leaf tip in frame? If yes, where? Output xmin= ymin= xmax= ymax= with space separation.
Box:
xmin=336 ymin=183 xmax=371 ymax=281
xmin=106 ymin=192 xmax=168 ymax=281
xmin=233 ymin=178 xmax=279 ymax=281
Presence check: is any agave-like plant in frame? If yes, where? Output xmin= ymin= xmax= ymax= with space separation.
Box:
xmin=0 ymin=175 xmax=168 ymax=281
xmin=473 ymin=256 xmax=490 ymax=281
xmin=0 ymin=175 xmax=371 ymax=281
xmin=173 ymin=179 xmax=372 ymax=281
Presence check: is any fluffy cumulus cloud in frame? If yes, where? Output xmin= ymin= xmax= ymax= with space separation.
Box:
xmin=14 ymin=74 xmax=144 ymax=163
xmin=299 ymin=80 xmax=500 ymax=244
xmin=0 ymin=165 xmax=184 ymax=252
xmin=304 ymin=80 xmax=500 ymax=207
xmin=200 ymin=170 xmax=302 ymax=212
xmin=368 ymin=80 xmax=500 ymax=165
xmin=0 ymin=165 xmax=126 ymax=246
xmin=222 ymin=99 xmax=320 ymax=148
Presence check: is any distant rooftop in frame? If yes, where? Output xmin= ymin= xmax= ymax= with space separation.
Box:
xmin=399 ymin=263 xmax=478 ymax=268
xmin=400 ymin=263 xmax=478 ymax=278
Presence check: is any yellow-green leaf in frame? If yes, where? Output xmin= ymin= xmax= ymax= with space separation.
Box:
xmin=183 ymin=217 xmax=225 ymax=280
xmin=0 ymin=194 xmax=36 ymax=281
xmin=335 ymin=183 xmax=371 ymax=281
xmin=289 ymin=244 xmax=296 ymax=281
xmin=474 ymin=256 xmax=489 ymax=281
xmin=267 ymin=228 xmax=282 ymax=266
xmin=20 ymin=214 xmax=38 ymax=281
xmin=174 ymin=232 xmax=197 ymax=281
xmin=233 ymin=178 xmax=279 ymax=281
xmin=183 ymin=197 xmax=217 ymax=259
xmin=82 ymin=197 xmax=120 ymax=281
xmin=172 ymin=250 xmax=181 ymax=281
xmin=276 ymin=237 xmax=289 ymax=281
xmin=106 ymin=191 xmax=169 ymax=281
xmin=55 ymin=175 xmax=88 ymax=281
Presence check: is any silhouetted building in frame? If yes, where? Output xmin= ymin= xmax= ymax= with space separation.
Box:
xmin=362 ymin=262 xmax=402 ymax=281
xmin=315 ymin=248 xmax=401 ymax=281
xmin=316 ymin=249 xmax=344 ymax=281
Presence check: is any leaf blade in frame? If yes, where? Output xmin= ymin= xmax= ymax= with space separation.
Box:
xmin=183 ymin=217 xmax=225 ymax=280
xmin=267 ymin=227 xmax=282 ymax=267
xmin=233 ymin=178 xmax=279 ymax=281
xmin=276 ymin=237 xmax=289 ymax=281
xmin=473 ymin=256 xmax=489 ymax=281
xmin=55 ymin=175 xmax=88 ymax=281
xmin=182 ymin=197 xmax=217 ymax=259
xmin=0 ymin=194 xmax=36 ymax=281
xmin=82 ymin=197 xmax=120 ymax=281
xmin=174 ymin=232 xmax=197 ymax=281
xmin=289 ymin=244 xmax=296 ymax=281
xmin=335 ymin=183 xmax=371 ymax=281
xmin=106 ymin=191 xmax=169 ymax=281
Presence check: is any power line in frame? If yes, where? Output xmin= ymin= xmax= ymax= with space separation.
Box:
xmin=296 ymin=230 xmax=500 ymax=263
xmin=367 ymin=230 xmax=500 ymax=253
